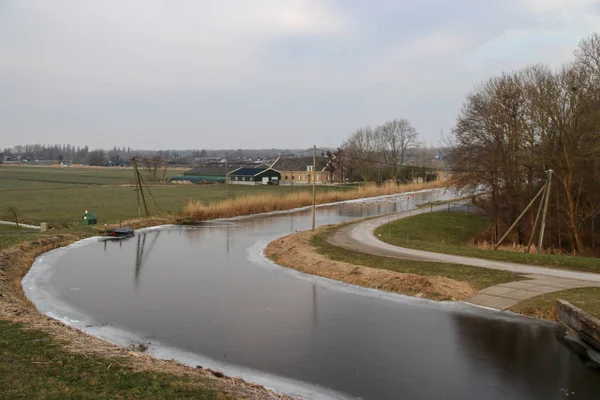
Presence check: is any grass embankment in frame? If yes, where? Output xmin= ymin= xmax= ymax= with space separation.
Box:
xmin=265 ymin=226 xmax=522 ymax=302
xmin=0 ymin=320 xmax=236 ymax=399
xmin=375 ymin=212 xmax=600 ymax=273
xmin=0 ymin=235 xmax=288 ymax=400
xmin=312 ymin=227 xmax=522 ymax=291
xmin=185 ymin=181 xmax=445 ymax=222
xmin=511 ymin=288 xmax=600 ymax=320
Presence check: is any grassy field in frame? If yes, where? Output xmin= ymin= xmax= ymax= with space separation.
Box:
xmin=511 ymin=287 xmax=600 ymax=319
xmin=0 ymin=320 xmax=235 ymax=399
xmin=313 ymin=227 xmax=523 ymax=290
xmin=375 ymin=212 xmax=600 ymax=273
xmin=0 ymin=165 xmax=350 ymax=227
xmin=0 ymin=165 xmax=182 ymax=185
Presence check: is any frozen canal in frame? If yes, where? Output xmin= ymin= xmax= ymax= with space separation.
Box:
xmin=24 ymin=190 xmax=600 ymax=399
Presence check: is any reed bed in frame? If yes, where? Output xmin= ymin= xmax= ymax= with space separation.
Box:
xmin=185 ymin=180 xmax=446 ymax=221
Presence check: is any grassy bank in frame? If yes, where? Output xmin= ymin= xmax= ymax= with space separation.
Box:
xmin=311 ymin=226 xmax=523 ymax=291
xmin=375 ymin=212 xmax=600 ymax=273
xmin=511 ymin=287 xmax=600 ymax=320
xmin=185 ymin=181 xmax=445 ymax=222
xmin=0 ymin=320 xmax=236 ymax=399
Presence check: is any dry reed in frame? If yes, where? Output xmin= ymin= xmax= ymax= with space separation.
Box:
xmin=185 ymin=180 xmax=446 ymax=221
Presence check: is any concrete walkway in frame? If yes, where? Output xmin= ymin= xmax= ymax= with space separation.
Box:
xmin=329 ymin=205 xmax=600 ymax=310
xmin=0 ymin=220 xmax=41 ymax=230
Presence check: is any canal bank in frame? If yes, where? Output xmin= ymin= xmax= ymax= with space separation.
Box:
xmin=17 ymin=190 xmax=600 ymax=399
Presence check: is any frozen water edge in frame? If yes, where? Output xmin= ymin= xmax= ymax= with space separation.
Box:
xmin=22 ymin=236 xmax=351 ymax=400
xmin=21 ymin=190 xmax=442 ymax=399
xmin=251 ymin=237 xmax=557 ymax=327
xmin=21 ymin=187 xmax=553 ymax=399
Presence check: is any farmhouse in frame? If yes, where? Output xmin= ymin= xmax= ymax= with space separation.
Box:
xmin=180 ymin=162 xmax=264 ymax=183
xmin=228 ymin=167 xmax=281 ymax=185
xmin=272 ymin=157 xmax=336 ymax=184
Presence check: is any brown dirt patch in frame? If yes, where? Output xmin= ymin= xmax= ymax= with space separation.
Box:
xmin=0 ymin=235 xmax=290 ymax=399
xmin=266 ymin=229 xmax=476 ymax=301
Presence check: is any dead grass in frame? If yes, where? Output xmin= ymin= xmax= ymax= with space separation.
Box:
xmin=0 ymin=235 xmax=290 ymax=399
xmin=185 ymin=180 xmax=446 ymax=221
xmin=472 ymin=240 xmax=541 ymax=254
xmin=265 ymin=228 xmax=476 ymax=301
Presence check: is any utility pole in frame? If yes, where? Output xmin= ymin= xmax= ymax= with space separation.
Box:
xmin=225 ymin=159 xmax=229 ymax=198
xmin=312 ymin=145 xmax=316 ymax=230
xmin=132 ymin=157 xmax=149 ymax=217
xmin=537 ymin=169 xmax=553 ymax=254
xmin=494 ymin=183 xmax=546 ymax=250
xmin=526 ymin=183 xmax=547 ymax=253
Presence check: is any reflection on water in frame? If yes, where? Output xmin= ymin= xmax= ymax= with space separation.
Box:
xmin=43 ymin=190 xmax=600 ymax=399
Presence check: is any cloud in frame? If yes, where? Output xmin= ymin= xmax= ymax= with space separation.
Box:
xmin=0 ymin=0 xmax=599 ymax=149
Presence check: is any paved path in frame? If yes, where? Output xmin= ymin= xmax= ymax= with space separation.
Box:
xmin=0 ymin=220 xmax=41 ymax=230
xmin=329 ymin=205 xmax=600 ymax=310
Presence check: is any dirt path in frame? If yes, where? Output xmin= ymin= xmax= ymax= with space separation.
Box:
xmin=329 ymin=205 xmax=600 ymax=309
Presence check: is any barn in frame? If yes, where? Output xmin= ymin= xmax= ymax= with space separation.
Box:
xmin=228 ymin=167 xmax=281 ymax=185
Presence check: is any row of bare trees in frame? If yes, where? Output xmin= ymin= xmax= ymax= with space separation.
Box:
xmin=342 ymin=119 xmax=424 ymax=182
xmin=451 ymin=33 xmax=600 ymax=254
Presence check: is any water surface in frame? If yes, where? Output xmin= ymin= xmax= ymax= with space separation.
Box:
xmin=25 ymin=191 xmax=600 ymax=399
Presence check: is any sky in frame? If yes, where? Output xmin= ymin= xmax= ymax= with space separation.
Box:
xmin=1 ymin=0 xmax=599 ymax=150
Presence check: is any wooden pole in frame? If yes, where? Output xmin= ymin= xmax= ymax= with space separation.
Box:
xmin=312 ymin=145 xmax=316 ymax=230
xmin=537 ymin=169 xmax=553 ymax=254
xmin=133 ymin=157 xmax=141 ymax=217
xmin=225 ymin=159 xmax=229 ymax=198
xmin=132 ymin=157 xmax=149 ymax=217
xmin=494 ymin=183 xmax=546 ymax=250
xmin=526 ymin=184 xmax=547 ymax=253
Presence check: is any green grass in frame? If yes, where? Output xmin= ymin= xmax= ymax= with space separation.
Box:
xmin=312 ymin=228 xmax=523 ymax=290
xmin=375 ymin=212 xmax=600 ymax=273
xmin=512 ymin=287 xmax=600 ymax=319
xmin=0 ymin=172 xmax=348 ymax=227
xmin=0 ymin=165 xmax=182 ymax=185
xmin=0 ymin=319 xmax=232 ymax=399
xmin=0 ymin=179 xmax=85 ymax=190
xmin=0 ymin=225 xmax=96 ymax=251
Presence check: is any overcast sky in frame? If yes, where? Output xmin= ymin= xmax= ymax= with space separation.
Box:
xmin=1 ymin=1 xmax=599 ymax=150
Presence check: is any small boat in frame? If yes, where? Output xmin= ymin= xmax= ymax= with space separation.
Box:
xmin=107 ymin=227 xmax=135 ymax=238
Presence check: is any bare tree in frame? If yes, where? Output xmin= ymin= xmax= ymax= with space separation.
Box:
xmin=375 ymin=119 xmax=418 ymax=180
xmin=451 ymin=32 xmax=600 ymax=254
xmin=139 ymin=156 xmax=170 ymax=183
xmin=7 ymin=206 xmax=19 ymax=227
xmin=343 ymin=127 xmax=377 ymax=182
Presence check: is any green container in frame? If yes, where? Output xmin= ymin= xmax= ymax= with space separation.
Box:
xmin=82 ymin=212 xmax=98 ymax=225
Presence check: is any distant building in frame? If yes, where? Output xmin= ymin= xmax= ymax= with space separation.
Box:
xmin=227 ymin=167 xmax=281 ymax=185
xmin=183 ymin=162 xmax=266 ymax=183
xmin=272 ymin=157 xmax=335 ymax=184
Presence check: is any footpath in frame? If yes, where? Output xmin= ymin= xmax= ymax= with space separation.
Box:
xmin=329 ymin=204 xmax=600 ymax=310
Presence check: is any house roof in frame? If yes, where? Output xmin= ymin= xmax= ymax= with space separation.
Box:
xmin=272 ymin=156 xmax=328 ymax=171
xmin=184 ymin=162 xmax=267 ymax=176
xmin=229 ymin=167 xmax=279 ymax=176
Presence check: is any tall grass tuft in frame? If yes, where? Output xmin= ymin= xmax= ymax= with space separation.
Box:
xmin=184 ymin=180 xmax=446 ymax=222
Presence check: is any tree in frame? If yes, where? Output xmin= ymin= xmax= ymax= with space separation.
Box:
xmin=450 ymin=32 xmax=600 ymax=254
xmin=7 ymin=206 xmax=19 ymax=227
xmin=87 ymin=149 xmax=106 ymax=166
xmin=139 ymin=156 xmax=169 ymax=183
xmin=343 ymin=127 xmax=377 ymax=182
xmin=375 ymin=119 xmax=418 ymax=180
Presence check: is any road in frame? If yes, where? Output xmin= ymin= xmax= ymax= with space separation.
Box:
xmin=329 ymin=204 xmax=600 ymax=309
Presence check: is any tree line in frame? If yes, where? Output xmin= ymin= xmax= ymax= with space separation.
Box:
xmin=332 ymin=119 xmax=442 ymax=183
xmin=451 ymin=33 xmax=600 ymax=254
